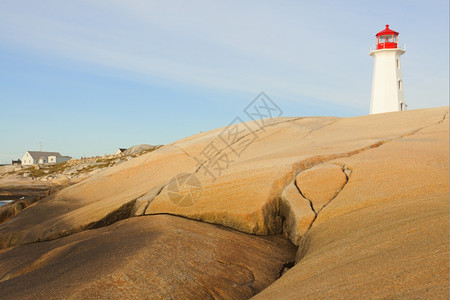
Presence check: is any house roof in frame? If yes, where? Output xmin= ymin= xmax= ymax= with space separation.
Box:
xmin=27 ymin=151 xmax=62 ymax=159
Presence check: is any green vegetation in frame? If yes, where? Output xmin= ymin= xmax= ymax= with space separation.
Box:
xmin=11 ymin=162 xmax=68 ymax=178
xmin=76 ymin=157 xmax=118 ymax=174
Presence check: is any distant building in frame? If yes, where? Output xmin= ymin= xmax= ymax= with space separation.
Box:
xmin=21 ymin=151 xmax=72 ymax=166
xmin=11 ymin=159 xmax=21 ymax=166
xmin=115 ymin=148 xmax=128 ymax=155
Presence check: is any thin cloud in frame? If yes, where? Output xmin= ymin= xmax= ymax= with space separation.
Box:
xmin=0 ymin=1 xmax=448 ymax=109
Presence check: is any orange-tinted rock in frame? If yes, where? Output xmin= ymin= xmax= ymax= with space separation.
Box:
xmin=0 ymin=215 xmax=296 ymax=299
xmin=0 ymin=147 xmax=197 ymax=248
xmin=279 ymin=181 xmax=316 ymax=245
xmin=0 ymin=107 xmax=448 ymax=299
xmin=295 ymin=163 xmax=348 ymax=213
xmin=253 ymin=110 xmax=450 ymax=299
xmin=1 ymin=108 xmax=447 ymax=248
xmin=0 ymin=179 xmax=55 ymax=225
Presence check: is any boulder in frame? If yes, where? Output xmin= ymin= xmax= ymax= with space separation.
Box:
xmin=123 ymin=144 xmax=161 ymax=156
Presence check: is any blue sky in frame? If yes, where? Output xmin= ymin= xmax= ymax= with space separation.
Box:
xmin=0 ymin=0 xmax=448 ymax=164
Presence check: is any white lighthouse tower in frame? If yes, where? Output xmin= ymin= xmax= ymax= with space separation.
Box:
xmin=370 ymin=25 xmax=407 ymax=114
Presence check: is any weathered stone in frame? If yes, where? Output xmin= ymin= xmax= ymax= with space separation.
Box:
xmin=0 ymin=215 xmax=296 ymax=299
xmin=253 ymin=110 xmax=450 ymax=299
xmin=0 ymin=179 xmax=55 ymax=225
xmin=122 ymin=144 xmax=160 ymax=156
xmin=0 ymin=108 xmax=448 ymax=250
xmin=0 ymin=147 xmax=197 ymax=249
xmin=0 ymin=107 xmax=448 ymax=299
xmin=280 ymin=181 xmax=316 ymax=245
xmin=295 ymin=163 xmax=348 ymax=213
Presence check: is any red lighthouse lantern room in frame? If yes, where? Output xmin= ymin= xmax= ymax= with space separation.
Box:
xmin=376 ymin=24 xmax=399 ymax=49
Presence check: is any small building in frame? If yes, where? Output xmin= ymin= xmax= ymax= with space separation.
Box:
xmin=11 ymin=159 xmax=21 ymax=166
xmin=21 ymin=151 xmax=72 ymax=166
xmin=115 ymin=148 xmax=128 ymax=155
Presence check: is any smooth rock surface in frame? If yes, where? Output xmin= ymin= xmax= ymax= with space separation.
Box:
xmin=0 ymin=147 xmax=197 ymax=248
xmin=0 ymin=107 xmax=448 ymax=299
xmin=253 ymin=109 xmax=449 ymax=299
xmin=0 ymin=215 xmax=296 ymax=299
xmin=1 ymin=108 xmax=447 ymax=248
xmin=295 ymin=163 xmax=348 ymax=212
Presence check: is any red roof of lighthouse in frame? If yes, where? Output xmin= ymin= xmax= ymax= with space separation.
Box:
xmin=376 ymin=24 xmax=399 ymax=37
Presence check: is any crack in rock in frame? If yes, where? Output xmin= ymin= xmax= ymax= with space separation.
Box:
xmin=191 ymin=118 xmax=304 ymax=174
xmin=278 ymin=116 xmax=446 ymax=256
xmin=279 ymin=181 xmax=316 ymax=245
xmin=85 ymin=199 xmax=137 ymax=230
xmin=131 ymin=186 xmax=166 ymax=216
xmin=279 ymin=163 xmax=351 ymax=247
xmin=296 ymin=164 xmax=350 ymax=214
xmin=279 ymin=260 xmax=295 ymax=277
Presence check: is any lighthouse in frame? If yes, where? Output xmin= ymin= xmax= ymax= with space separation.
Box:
xmin=370 ymin=25 xmax=406 ymax=114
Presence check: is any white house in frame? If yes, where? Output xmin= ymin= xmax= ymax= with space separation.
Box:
xmin=21 ymin=151 xmax=72 ymax=166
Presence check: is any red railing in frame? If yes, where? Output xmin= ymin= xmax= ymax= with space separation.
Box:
xmin=377 ymin=42 xmax=398 ymax=49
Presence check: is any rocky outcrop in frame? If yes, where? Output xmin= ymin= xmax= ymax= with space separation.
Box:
xmin=122 ymin=144 xmax=161 ymax=155
xmin=0 ymin=179 xmax=56 ymax=225
xmin=295 ymin=163 xmax=349 ymax=213
xmin=0 ymin=180 xmax=54 ymax=200
xmin=0 ymin=107 xmax=448 ymax=299
xmin=0 ymin=146 xmax=197 ymax=249
xmin=279 ymin=163 xmax=351 ymax=245
xmin=0 ymin=144 xmax=160 ymax=184
xmin=0 ymin=108 xmax=448 ymax=247
xmin=253 ymin=110 xmax=450 ymax=299
xmin=279 ymin=181 xmax=316 ymax=245
xmin=0 ymin=215 xmax=296 ymax=299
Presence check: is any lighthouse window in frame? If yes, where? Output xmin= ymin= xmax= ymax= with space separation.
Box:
xmin=379 ymin=35 xmax=394 ymax=43
xmin=397 ymin=59 xmax=400 ymax=69
xmin=398 ymin=80 xmax=403 ymax=91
